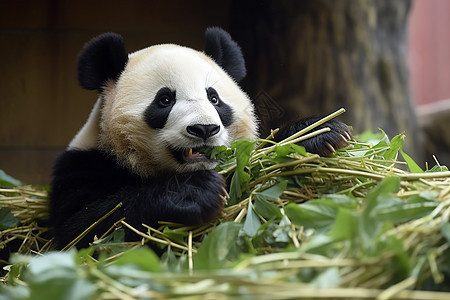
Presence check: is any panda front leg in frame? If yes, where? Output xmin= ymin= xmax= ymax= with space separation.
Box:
xmin=275 ymin=117 xmax=352 ymax=156
xmin=51 ymin=172 xmax=227 ymax=249
xmin=139 ymin=169 xmax=227 ymax=226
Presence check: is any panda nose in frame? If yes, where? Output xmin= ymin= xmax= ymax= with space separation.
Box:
xmin=187 ymin=124 xmax=220 ymax=139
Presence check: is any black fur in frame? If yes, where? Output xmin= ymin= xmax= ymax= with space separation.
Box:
xmin=275 ymin=118 xmax=352 ymax=157
xmin=207 ymin=87 xmax=234 ymax=127
xmin=50 ymin=150 xmax=225 ymax=249
xmin=144 ymin=87 xmax=176 ymax=129
xmin=204 ymin=27 xmax=246 ymax=82
xmin=77 ymin=32 xmax=128 ymax=91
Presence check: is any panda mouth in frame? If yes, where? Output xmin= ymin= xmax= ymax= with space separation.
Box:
xmin=171 ymin=146 xmax=216 ymax=164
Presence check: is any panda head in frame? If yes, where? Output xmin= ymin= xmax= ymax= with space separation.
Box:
xmin=72 ymin=28 xmax=258 ymax=177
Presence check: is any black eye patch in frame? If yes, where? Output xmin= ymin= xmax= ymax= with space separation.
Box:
xmin=144 ymin=87 xmax=176 ymax=129
xmin=206 ymin=87 xmax=233 ymax=127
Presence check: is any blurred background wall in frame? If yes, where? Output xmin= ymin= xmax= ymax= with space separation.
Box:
xmin=0 ymin=0 xmax=448 ymax=185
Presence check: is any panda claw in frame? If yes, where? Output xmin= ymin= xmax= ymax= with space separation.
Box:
xmin=343 ymin=131 xmax=352 ymax=141
xmin=340 ymin=133 xmax=352 ymax=146
xmin=221 ymin=186 xmax=229 ymax=199
xmin=325 ymin=142 xmax=336 ymax=153
xmin=219 ymin=194 xmax=228 ymax=205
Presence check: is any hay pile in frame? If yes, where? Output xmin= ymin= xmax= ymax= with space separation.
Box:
xmin=1 ymin=109 xmax=450 ymax=299
xmin=0 ymin=186 xmax=52 ymax=256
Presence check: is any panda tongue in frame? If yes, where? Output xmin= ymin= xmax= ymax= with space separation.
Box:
xmin=185 ymin=148 xmax=201 ymax=159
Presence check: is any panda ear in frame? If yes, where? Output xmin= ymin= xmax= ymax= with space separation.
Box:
xmin=204 ymin=27 xmax=246 ymax=82
xmin=77 ymin=32 xmax=128 ymax=91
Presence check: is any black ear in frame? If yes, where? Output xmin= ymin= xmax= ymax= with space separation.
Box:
xmin=204 ymin=27 xmax=246 ymax=82
xmin=77 ymin=32 xmax=128 ymax=91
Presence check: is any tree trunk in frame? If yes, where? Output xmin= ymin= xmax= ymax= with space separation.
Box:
xmin=230 ymin=0 xmax=422 ymax=160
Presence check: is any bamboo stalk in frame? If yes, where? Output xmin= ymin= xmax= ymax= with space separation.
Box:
xmin=61 ymin=202 xmax=123 ymax=251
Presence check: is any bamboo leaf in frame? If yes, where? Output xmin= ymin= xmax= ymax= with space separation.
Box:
xmin=24 ymin=251 xmax=96 ymax=300
xmin=363 ymin=176 xmax=401 ymax=218
xmin=228 ymin=139 xmax=257 ymax=203
xmin=0 ymin=170 xmax=23 ymax=187
xmin=255 ymin=180 xmax=287 ymax=202
xmin=274 ymin=144 xmax=306 ymax=157
xmin=375 ymin=200 xmax=437 ymax=224
xmin=441 ymin=222 xmax=450 ymax=243
xmin=328 ymin=208 xmax=359 ymax=241
xmin=0 ymin=207 xmax=19 ymax=230
xmin=243 ymin=203 xmax=261 ymax=237
xmin=112 ymin=247 xmax=162 ymax=272
xmin=311 ymin=268 xmax=340 ymax=288
xmin=285 ymin=199 xmax=339 ymax=231
xmin=400 ymin=149 xmax=424 ymax=173
xmin=383 ymin=133 xmax=404 ymax=160
xmin=194 ymin=222 xmax=243 ymax=270
xmin=254 ymin=197 xmax=282 ymax=220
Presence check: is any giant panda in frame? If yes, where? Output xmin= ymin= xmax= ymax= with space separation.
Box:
xmin=50 ymin=27 xmax=351 ymax=249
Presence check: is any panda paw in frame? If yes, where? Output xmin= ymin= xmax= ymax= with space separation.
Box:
xmin=168 ymin=170 xmax=227 ymax=225
xmin=277 ymin=118 xmax=352 ymax=156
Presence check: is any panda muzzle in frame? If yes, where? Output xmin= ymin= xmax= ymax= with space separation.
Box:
xmin=184 ymin=148 xmax=203 ymax=160
xmin=170 ymin=145 xmax=216 ymax=164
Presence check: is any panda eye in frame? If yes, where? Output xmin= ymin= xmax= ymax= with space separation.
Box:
xmin=206 ymin=87 xmax=220 ymax=105
xmin=159 ymin=96 xmax=173 ymax=107
xmin=155 ymin=87 xmax=176 ymax=108
xmin=209 ymin=95 xmax=219 ymax=105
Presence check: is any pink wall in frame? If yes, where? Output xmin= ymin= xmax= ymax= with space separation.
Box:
xmin=409 ymin=0 xmax=450 ymax=105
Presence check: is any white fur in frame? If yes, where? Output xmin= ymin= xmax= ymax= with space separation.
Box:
xmin=77 ymin=44 xmax=258 ymax=176
xmin=68 ymin=97 xmax=102 ymax=150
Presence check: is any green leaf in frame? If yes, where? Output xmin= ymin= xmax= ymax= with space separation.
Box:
xmin=383 ymin=133 xmax=404 ymax=160
xmin=7 ymin=263 xmax=24 ymax=285
xmin=24 ymin=251 xmax=96 ymax=300
xmin=363 ymin=176 xmax=401 ymax=217
xmin=328 ymin=208 xmax=359 ymax=241
xmin=253 ymin=180 xmax=285 ymax=219
xmin=93 ymin=228 xmax=125 ymax=245
xmin=161 ymin=247 xmax=184 ymax=272
xmin=254 ymin=180 xmax=287 ymax=202
xmin=274 ymin=144 xmax=306 ymax=157
xmin=232 ymin=139 xmax=257 ymax=179
xmin=254 ymin=197 xmax=282 ymax=220
xmin=382 ymin=235 xmax=411 ymax=280
xmin=354 ymin=130 xmax=384 ymax=143
xmin=272 ymin=215 xmax=292 ymax=244
xmin=0 ymin=170 xmax=23 ymax=187
xmin=113 ymin=247 xmax=162 ymax=272
xmin=400 ymin=149 xmax=424 ymax=173
xmin=285 ymin=199 xmax=339 ymax=231
xmin=426 ymin=164 xmax=449 ymax=173
xmin=356 ymin=177 xmax=401 ymax=247
xmin=228 ymin=139 xmax=257 ymax=203
xmin=377 ymin=129 xmax=391 ymax=146
xmin=0 ymin=285 xmax=29 ymax=300
xmin=163 ymin=227 xmax=189 ymax=245
xmin=311 ymin=268 xmax=340 ymax=288
xmin=195 ymin=222 xmax=243 ymax=270
xmin=441 ymin=222 xmax=450 ymax=243
xmin=243 ymin=203 xmax=261 ymax=237
xmin=25 ymin=251 xmax=78 ymax=282
xmin=229 ymin=172 xmax=243 ymax=205
xmin=0 ymin=207 xmax=19 ymax=230
xmin=375 ymin=198 xmax=437 ymax=224
xmin=299 ymin=234 xmax=335 ymax=255
xmin=321 ymin=194 xmax=358 ymax=209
